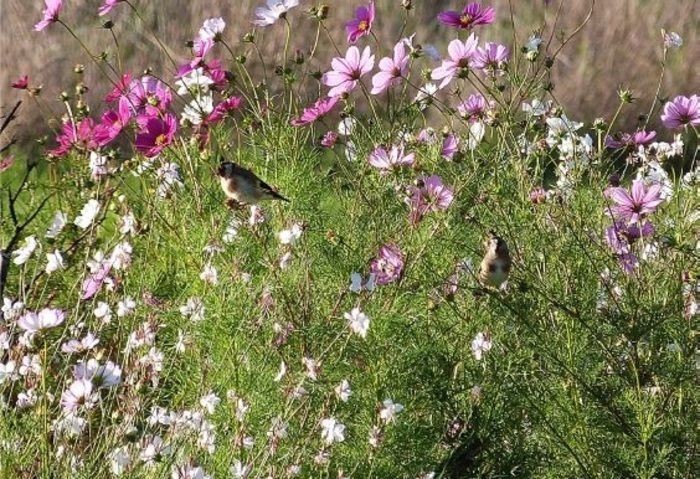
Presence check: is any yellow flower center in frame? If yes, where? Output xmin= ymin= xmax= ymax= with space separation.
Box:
xmin=459 ymin=14 xmax=473 ymax=26
xmin=358 ymin=20 xmax=369 ymax=31
xmin=155 ymin=133 xmax=167 ymax=146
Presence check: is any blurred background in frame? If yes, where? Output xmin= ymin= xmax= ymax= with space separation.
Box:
xmin=1 ymin=0 xmax=698 ymax=149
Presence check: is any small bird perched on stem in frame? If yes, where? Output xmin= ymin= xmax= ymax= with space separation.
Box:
xmin=217 ymin=161 xmax=289 ymax=208
xmin=478 ymin=230 xmax=511 ymax=289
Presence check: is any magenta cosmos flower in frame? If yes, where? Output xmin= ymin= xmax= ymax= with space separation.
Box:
xmin=322 ymin=46 xmax=375 ymax=98
xmin=370 ymin=243 xmax=404 ymax=285
xmin=207 ymin=96 xmax=243 ymax=124
xmin=409 ymin=175 xmax=454 ymax=224
xmin=605 ymin=130 xmax=656 ymax=149
xmin=94 ymin=96 xmax=132 ymax=146
xmin=368 ymin=145 xmax=415 ymax=172
xmin=49 ymin=118 xmax=98 ymax=157
xmin=291 ymin=96 xmax=340 ymax=126
xmin=11 ymin=75 xmax=29 ymax=89
xmin=34 ymin=0 xmax=62 ymax=31
xmin=438 ymin=2 xmax=495 ymax=30
xmin=607 ymin=180 xmax=663 ymax=225
xmin=135 ymin=114 xmax=177 ymax=158
xmin=98 ymin=0 xmax=125 ymax=16
xmin=431 ymin=34 xmax=478 ymax=89
xmin=472 ymin=42 xmax=509 ymax=76
xmin=660 ymin=95 xmax=700 ymax=130
xmin=346 ymin=1 xmax=375 ymax=44
xmin=321 ymin=131 xmax=339 ymax=148
xmin=371 ymin=41 xmax=409 ymax=95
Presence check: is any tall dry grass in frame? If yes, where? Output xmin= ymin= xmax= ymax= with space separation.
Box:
xmin=1 ymin=0 xmax=698 ymax=146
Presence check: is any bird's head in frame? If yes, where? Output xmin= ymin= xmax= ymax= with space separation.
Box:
xmin=217 ymin=161 xmax=237 ymax=178
xmin=485 ymin=230 xmax=508 ymax=255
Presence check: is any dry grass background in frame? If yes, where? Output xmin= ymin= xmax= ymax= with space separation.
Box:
xmin=1 ymin=0 xmax=698 ymax=146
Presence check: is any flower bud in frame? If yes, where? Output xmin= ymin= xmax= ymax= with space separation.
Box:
xmin=401 ymin=0 xmax=413 ymax=10
xmin=317 ymin=5 xmax=329 ymax=20
xmin=73 ymin=64 xmax=85 ymax=75
xmin=243 ymin=32 xmax=255 ymax=43
xmin=617 ymin=87 xmax=635 ymax=104
xmin=102 ymin=20 xmax=114 ymax=29
xmin=59 ymin=91 xmax=70 ymax=102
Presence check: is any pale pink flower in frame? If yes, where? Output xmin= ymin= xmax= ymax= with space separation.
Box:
xmin=371 ymin=41 xmax=409 ymax=95
xmin=322 ymin=46 xmax=375 ymax=97
xmin=431 ymin=34 xmax=478 ymax=89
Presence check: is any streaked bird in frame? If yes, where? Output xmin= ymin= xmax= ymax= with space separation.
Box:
xmin=478 ymin=231 xmax=511 ymax=288
xmin=217 ymin=161 xmax=289 ymax=207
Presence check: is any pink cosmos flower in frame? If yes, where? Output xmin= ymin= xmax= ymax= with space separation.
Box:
xmin=472 ymin=42 xmax=509 ymax=76
xmin=529 ymin=187 xmax=547 ymax=204
xmin=321 ymin=131 xmax=339 ymax=148
xmin=81 ymin=262 xmax=112 ymax=300
xmin=98 ymin=0 xmax=125 ymax=16
xmin=368 ymin=145 xmax=415 ymax=172
xmin=135 ymin=113 xmax=177 ymax=158
xmin=417 ymin=128 xmax=438 ymax=145
xmin=607 ymin=180 xmax=663 ymax=225
xmin=346 ymin=1 xmax=375 ymax=44
xmin=660 ymin=95 xmax=700 ymax=129
xmin=94 ymin=97 xmax=132 ymax=146
xmin=322 ymin=46 xmax=375 ymax=98
xmin=126 ymin=76 xmax=172 ymax=115
xmin=11 ymin=76 xmax=29 ymax=89
xmin=34 ymin=0 xmax=62 ymax=31
xmin=105 ymin=73 xmax=133 ymax=103
xmin=605 ymin=130 xmax=657 ymax=149
xmin=191 ymin=37 xmax=214 ymax=68
xmin=409 ymin=175 xmax=454 ymax=224
xmin=457 ymin=94 xmax=491 ymax=122
xmin=441 ymin=134 xmax=460 ymax=160
xmin=431 ymin=34 xmax=478 ymax=89
xmin=48 ymin=118 xmax=98 ymax=157
xmin=207 ymin=96 xmax=243 ymax=124
xmin=370 ymin=243 xmax=404 ymax=285
xmin=371 ymin=41 xmax=409 ymax=95
xmin=291 ymin=96 xmax=340 ymax=126
xmin=437 ymin=2 xmax=495 ymax=30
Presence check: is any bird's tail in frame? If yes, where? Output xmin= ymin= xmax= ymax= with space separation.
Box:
xmin=267 ymin=190 xmax=290 ymax=202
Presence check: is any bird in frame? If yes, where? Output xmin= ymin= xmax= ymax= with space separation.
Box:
xmin=478 ymin=230 xmax=511 ymax=289
xmin=217 ymin=161 xmax=289 ymax=208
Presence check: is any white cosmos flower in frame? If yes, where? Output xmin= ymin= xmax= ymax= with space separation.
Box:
xmin=181 ymin=94 xmax=214 ymax=125
xmin=117 ymin=297 xmax=136 ymax=317
xmin=94 ymin=302 xmax=113 ymax=324
xmin=53 ymin=412 xmax=87 ymax=438
xmin=109 ymin=446 xmax=131 ymax=476
xmin=334 ymin=379 xmax=352 ymax=402
xmin=46 ymin=211 xmax=68 ymax=238
xmin=320 ymin=417 xmax=346 ymax=444
xmin=175 ymin=67 xmax=214 ymax=96
xmin=18 ymin=308 xmax=65 ymax=333
xmin=466 ymin=121 xmax=486 ymax=151
xmin=471 ymin=331 xmax=493 ymax=360
xmin=338 ymin=117 xmax=356 ymax=136
xmin=12 ymin=236 xmax=38 ymax=265
xmin=199 ymin=263 xmax=218 ymax=285
xmin=230 ymin=461 xmax=250 ymax=479
xmin=379 ymin=398 xmax=404 ymax=423
xmin=200 ymin=392 xmax=221 ymax=415
xmin=61 ymin=332 xmax=100 ymax=354
xmin=2 ymin=297 xmax=24 ymax=321
xmin=252 ymin=0 xmax=300 ymax=27
xmin=344 ymin=307 xmax=370 ymax=338
xmin=74 ymin=199 xmax=100 ymax=229
xmin=344 ymin=140 xmax=358 ymax=162
xmin=278 ymin=223 xmax=303 ymax=245
xmin=180 ymin=297 xmax=205 ymax=322
xmin=45 ymin=249 xmax=64 ymax=274
xmin=414 ymin=83 xmax=438 ymax=110
xmin=0 ymin=360 xmax=17 ymax=384
xmin=119 ymin=211 xmax=137 ymax=235
xmin=74 ymin=359 xmax=122 ymax=388
xmin=199 ymin=17 xmax=226 ymax=40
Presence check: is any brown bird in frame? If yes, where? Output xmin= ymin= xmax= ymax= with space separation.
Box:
xmin=478 ymin=231 xmax=511 ymax=289
xmin=217 ymin=161 xmax=289 ymax=208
